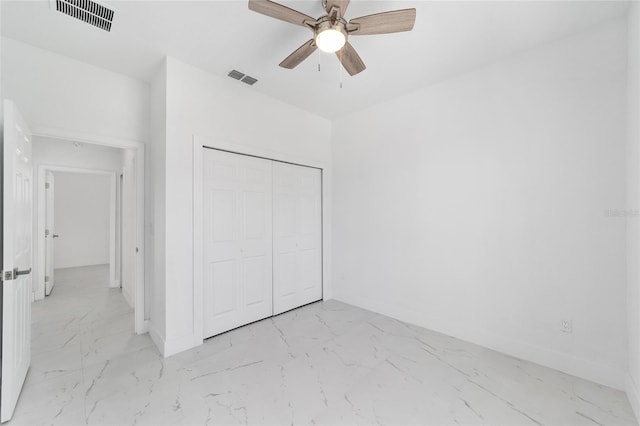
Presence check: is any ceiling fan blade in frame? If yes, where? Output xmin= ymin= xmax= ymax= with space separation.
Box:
xmin=280 ymin=39 xmax=318 ymax=69
xmin=336 ymin=42 xmax=366 ymax=76
xmin=349 ymin=9 xmax=416 ymax=35
xmin=248 ymin=0 xmax=316 ymax=28
xmin=324 ymin=0 xmax=350 ymax=17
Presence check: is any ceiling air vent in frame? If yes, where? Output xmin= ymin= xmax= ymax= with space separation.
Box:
xmin=227 ymin=69 xmax=258 ymax=86
xmin=227 ymin=70 xmax=245 ymax=80
xmin=241 ymin=76 xmax=258 ymax=86
xmin=52 ymin=0 xmax=115 ymax=32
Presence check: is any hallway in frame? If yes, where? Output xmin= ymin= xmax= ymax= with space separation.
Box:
xmin=10 ymin=265 xmax=153 ymax=425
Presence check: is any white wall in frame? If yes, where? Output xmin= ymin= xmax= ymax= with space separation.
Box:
xmin=0 ymin=4 xmax=3 ymax=121
xmin=626 ymin=2 xmax=640 ymax=418
xmin=1 ymin=37 xmax=149 ymax=142
xmin=148 ymin=61 xmax=167 ymax=345
xmin=148 ymin=57 xmax=332 ymax=355
xmin=52 ymin=172 xmax=111 ymax=269
xmin=332 ymin=19 xmax=627 ymax=389
xmin=3 ymin=37 xmax=150 ymax=320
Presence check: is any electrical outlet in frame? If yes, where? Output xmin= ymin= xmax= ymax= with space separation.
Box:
xmin=561 ymin=319 xmax=573 ymax=333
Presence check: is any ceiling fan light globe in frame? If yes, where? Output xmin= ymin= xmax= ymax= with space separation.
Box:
xmin=315 ymin=28 xmax=346 ymax=53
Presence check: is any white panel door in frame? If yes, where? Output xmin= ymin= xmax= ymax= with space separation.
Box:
xmin=203 ymin=149 xmax=273 ymax=338
xmin=1 ymin=100 xmax=33 ymax=423
xmin=44 ymin=171 xmax=55 ymax=296
xmin=273 ymin=162 xmax=322 ymax=315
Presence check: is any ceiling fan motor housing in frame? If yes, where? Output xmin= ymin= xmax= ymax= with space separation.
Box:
xmin=314 ymin=16 xmax=348 ymax=52
xmin=248 ymin=0 xmax=417 ymax=75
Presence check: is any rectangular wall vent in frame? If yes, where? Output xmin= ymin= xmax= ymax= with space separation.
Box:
xmin=227 ymin=69 xmax=258 ymax=86
xmin=53 ymin=0 xmax=115 ymax=32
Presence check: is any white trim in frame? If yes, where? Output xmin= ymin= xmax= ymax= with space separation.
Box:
xmin=115 ymin=172 xmax=123 ymax=290
xmin=165 ymin=333 xmax=204 ymax=358
xmin=109 ymin=172 xmax=117 ymax=287
xmin=194 ymin=134 xmax=327 ymax=170
xmin=32 ymin=127 xmax=146 ymax=335
xmin=335 ymin=293 xmax=625 ymax=390
xmin=627 ymin=374 xmax=640 ymax=423
xmin=31 ymin=125 xmax=143 ymax=150
xmin=148 ymin=321 xmax=166 ymax=356
xmin=134 ymin=145 xmax=146 ymax=335
xmin=192 ymin=139 xmax=204 ymax=347
xmin=192 ymin=135 xmax=333 ymax=344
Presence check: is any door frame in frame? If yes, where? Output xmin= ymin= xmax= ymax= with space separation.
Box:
xmin=31 ymin=126 xmax=146 ymax=334
xmin=37 ymin=166 xmax=118 ymax=292
xmin=192 ymin=135 xmax=332 ymax=344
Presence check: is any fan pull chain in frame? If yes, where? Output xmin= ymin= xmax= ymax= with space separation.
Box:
xmin=339 ymin=54 xmax=343 ymax=89
xmin=317 ymin=49 xmax=321 ymax=72
xmin=336 ymin=49 xmax=342 ymax=89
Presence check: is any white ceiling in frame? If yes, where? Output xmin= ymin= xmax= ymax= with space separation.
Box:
xmin=1 ymin=0 xmax=630 ymax=119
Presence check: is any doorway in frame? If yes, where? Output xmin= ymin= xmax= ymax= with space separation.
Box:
xmin=32 ymin=134 xmax=146 ymax=334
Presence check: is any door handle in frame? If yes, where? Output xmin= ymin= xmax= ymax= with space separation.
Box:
xmin=53 ymin=234 xmax=59 ymax=238
xmin=13 ymin=267 xmax=32 ymax=277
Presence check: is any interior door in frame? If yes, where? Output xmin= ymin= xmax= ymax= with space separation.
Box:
xmin=44 ymin=171 xmax=55 ymax=295
xmin=273 ymin=162 xmax=322 ymax=315
xmin=1 ymin=100 xmax=33 ymax=423
xmin=203 ymin=149 xmax=273 ymax=339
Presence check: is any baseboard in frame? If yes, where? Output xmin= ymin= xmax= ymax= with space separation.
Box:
xmin=334 ymin=293 xmax=625 ymax=390
xmin=148 ymin=323 xmax=202 ymax=358
xmin=148 ymin=322 xmax=166 ymax=356
xmin=141 ymin=319 xmax=151 ymax=334
xmin=627 ymin=375 xmax=640 ymax=423
xmin=164 ymin=332 xmax=203 ymax=357
xmin=135 ymin=319 xmax=150 ymax=335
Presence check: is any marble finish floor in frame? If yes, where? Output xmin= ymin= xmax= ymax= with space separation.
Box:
xmin=9 ymin=265 xmax=637 ymax=425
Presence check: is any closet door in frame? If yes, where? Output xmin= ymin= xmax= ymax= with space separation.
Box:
xmin=273 ymin=162 xmax=322 ymax=315
xmin=203 ymin=149 xmax=273 ymax=338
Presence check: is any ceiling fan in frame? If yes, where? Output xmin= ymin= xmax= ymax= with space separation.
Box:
xmin=248 ymin=0 xmax=416 ymax=76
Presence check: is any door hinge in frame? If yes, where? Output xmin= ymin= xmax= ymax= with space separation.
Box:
xmin=45 ymin=275 xmax=50 ymax=283
xmin=45 ymin=182 xmax=50 ymax=189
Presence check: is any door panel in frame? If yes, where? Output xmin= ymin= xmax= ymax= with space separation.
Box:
xmin=203 ymin=149 xmax=273 ymax=339
xmin=211 ymin=190 xmax=234 ymax=242
xmin=244 ymin=191 xmax=265 ymax=239
xmin=277 ymin=252 xmax=297 ymax=297
xmin=273 ymin=162 xmax=322 ymax=315
xmin=243 ymin=256 xmax=266 ymax=306
xmin=2 ymin=100 xmax=33 ymax=423
xmin=209 ymin=260 xmax=235 ymax=315
xmin=299 ymin=248 xmax=321 ymax=290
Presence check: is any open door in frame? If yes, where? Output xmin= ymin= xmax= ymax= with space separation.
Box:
xmin=44 ymin=171 xmax=55 ymax=296
xmin=1 ymin=100 xmax=33 ymax=422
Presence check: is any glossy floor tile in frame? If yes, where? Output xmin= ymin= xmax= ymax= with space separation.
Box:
xmin=8 ymin=265 xmax=637 ymax=425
